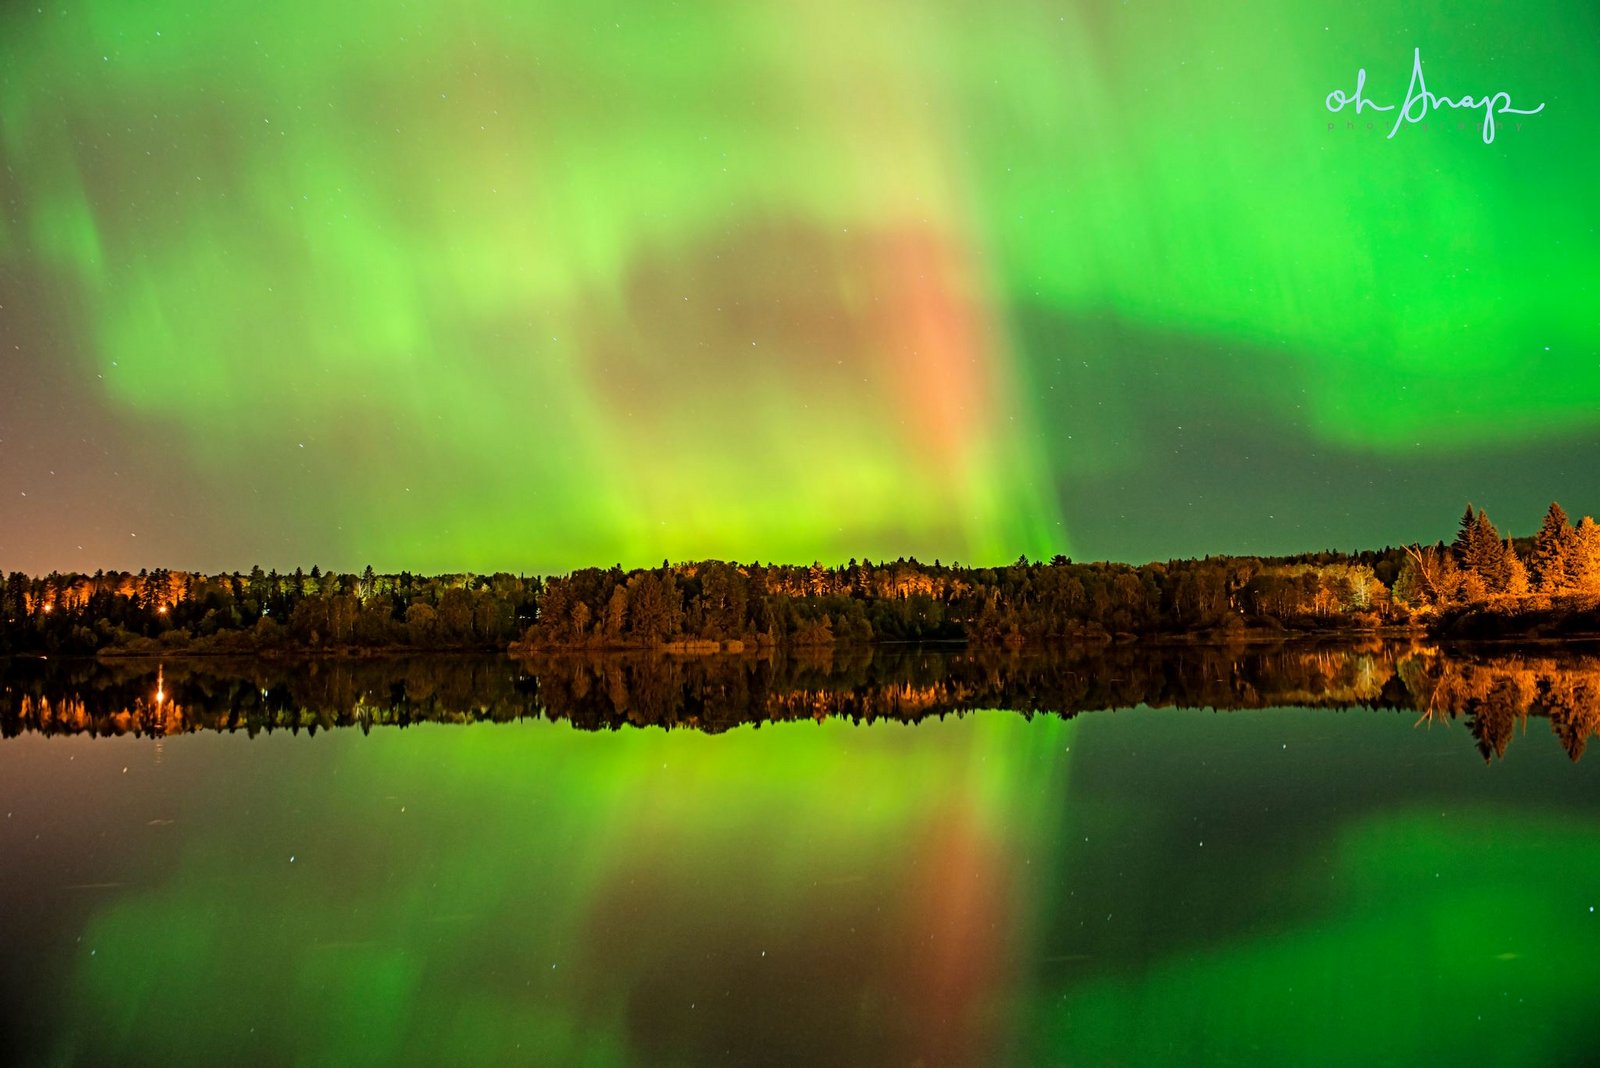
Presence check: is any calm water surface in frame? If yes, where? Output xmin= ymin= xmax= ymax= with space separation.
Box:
xmin=3 ymin=644 xmax=1599 ymax=1066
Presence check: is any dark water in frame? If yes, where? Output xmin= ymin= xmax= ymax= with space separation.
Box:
xmin=3 ymin=642 xmax=1599 ymax=1066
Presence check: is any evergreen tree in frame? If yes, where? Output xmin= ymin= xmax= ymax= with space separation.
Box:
xmin=1452 ymin=504 xmax=1477 ymax=566
xmin=1473 ymin=511 xmax=1511 ymax=593
xmin=1571 ymin=516 xmax=1600 ymax=594
xmin=1453 ymin=508 xmax=1509 ymax=596
xmin=1529 ymin=502 xmax=1576 ymax=593
xmin=1504 ymin=540 xmax=1530 ymax=597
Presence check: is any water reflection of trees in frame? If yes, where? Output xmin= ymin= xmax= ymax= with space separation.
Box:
xmin=1397 ymin=648 xmax=1600 ymax=762
xmin=4 ymin=642 xmax=1600 ymax=761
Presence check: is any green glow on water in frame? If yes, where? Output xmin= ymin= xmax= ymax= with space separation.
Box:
xmin=1038 ymin=810 xmax=1600 ymax=1065
xmin=3 ymin=701 xmax=1594 ymax=1064
xmin=54 ymin=715 xmax=1073 ymax=1064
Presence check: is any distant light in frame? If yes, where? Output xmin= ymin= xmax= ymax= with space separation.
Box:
xmin=42 ymin=604 xmax=53 ymax=614
xmin=158 ymin=606 xmax=168 ymax=614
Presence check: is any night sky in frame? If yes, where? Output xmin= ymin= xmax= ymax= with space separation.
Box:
xmin=2 ymin=1 xmax=1597 ymax=575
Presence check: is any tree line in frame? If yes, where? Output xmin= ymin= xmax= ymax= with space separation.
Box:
xmin=1396 ymin=502 xmax=1600 ymax=609
xmin=3 ymin=500 xmax=1597 ymax=655
xmin=0 ymin=566 xmax=536 ymax=655
xmin=514 ymin=552 xmax=1405 ymax=651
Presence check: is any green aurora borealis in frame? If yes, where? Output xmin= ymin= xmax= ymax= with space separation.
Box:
xmin=2 ymin=1 xmax=1599 ymax=571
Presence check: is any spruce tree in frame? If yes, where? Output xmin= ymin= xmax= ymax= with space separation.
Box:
xmin=1504 ymin=540 xmax=1530 ymax=597
xmin=1529 ymin=501 xmax=1575 ymax=593
xmin=1452 ymin=504 xmax=1477 ymax=567
xmin=1454 ymin=509 xmax=1510 ymax=594
xmin=1571 ymin=517 xmax=1600 ymax=594
xmin=1474 ymin=511 xmax=1511 ymax=592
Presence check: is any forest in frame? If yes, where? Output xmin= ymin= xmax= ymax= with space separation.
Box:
xmin=1 ymin=501 xmax=1597 ymax=656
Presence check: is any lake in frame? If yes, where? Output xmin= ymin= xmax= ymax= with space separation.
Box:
xmin=3 ymin=642 xmax=1599 ymax=1065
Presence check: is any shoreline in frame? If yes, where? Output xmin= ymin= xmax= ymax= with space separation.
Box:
xmin=16 ymin=624 xmax=1600 ymax=664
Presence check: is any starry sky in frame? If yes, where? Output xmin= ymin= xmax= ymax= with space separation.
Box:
xmin=2 ymin=1 xmax=1597 ymax=575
